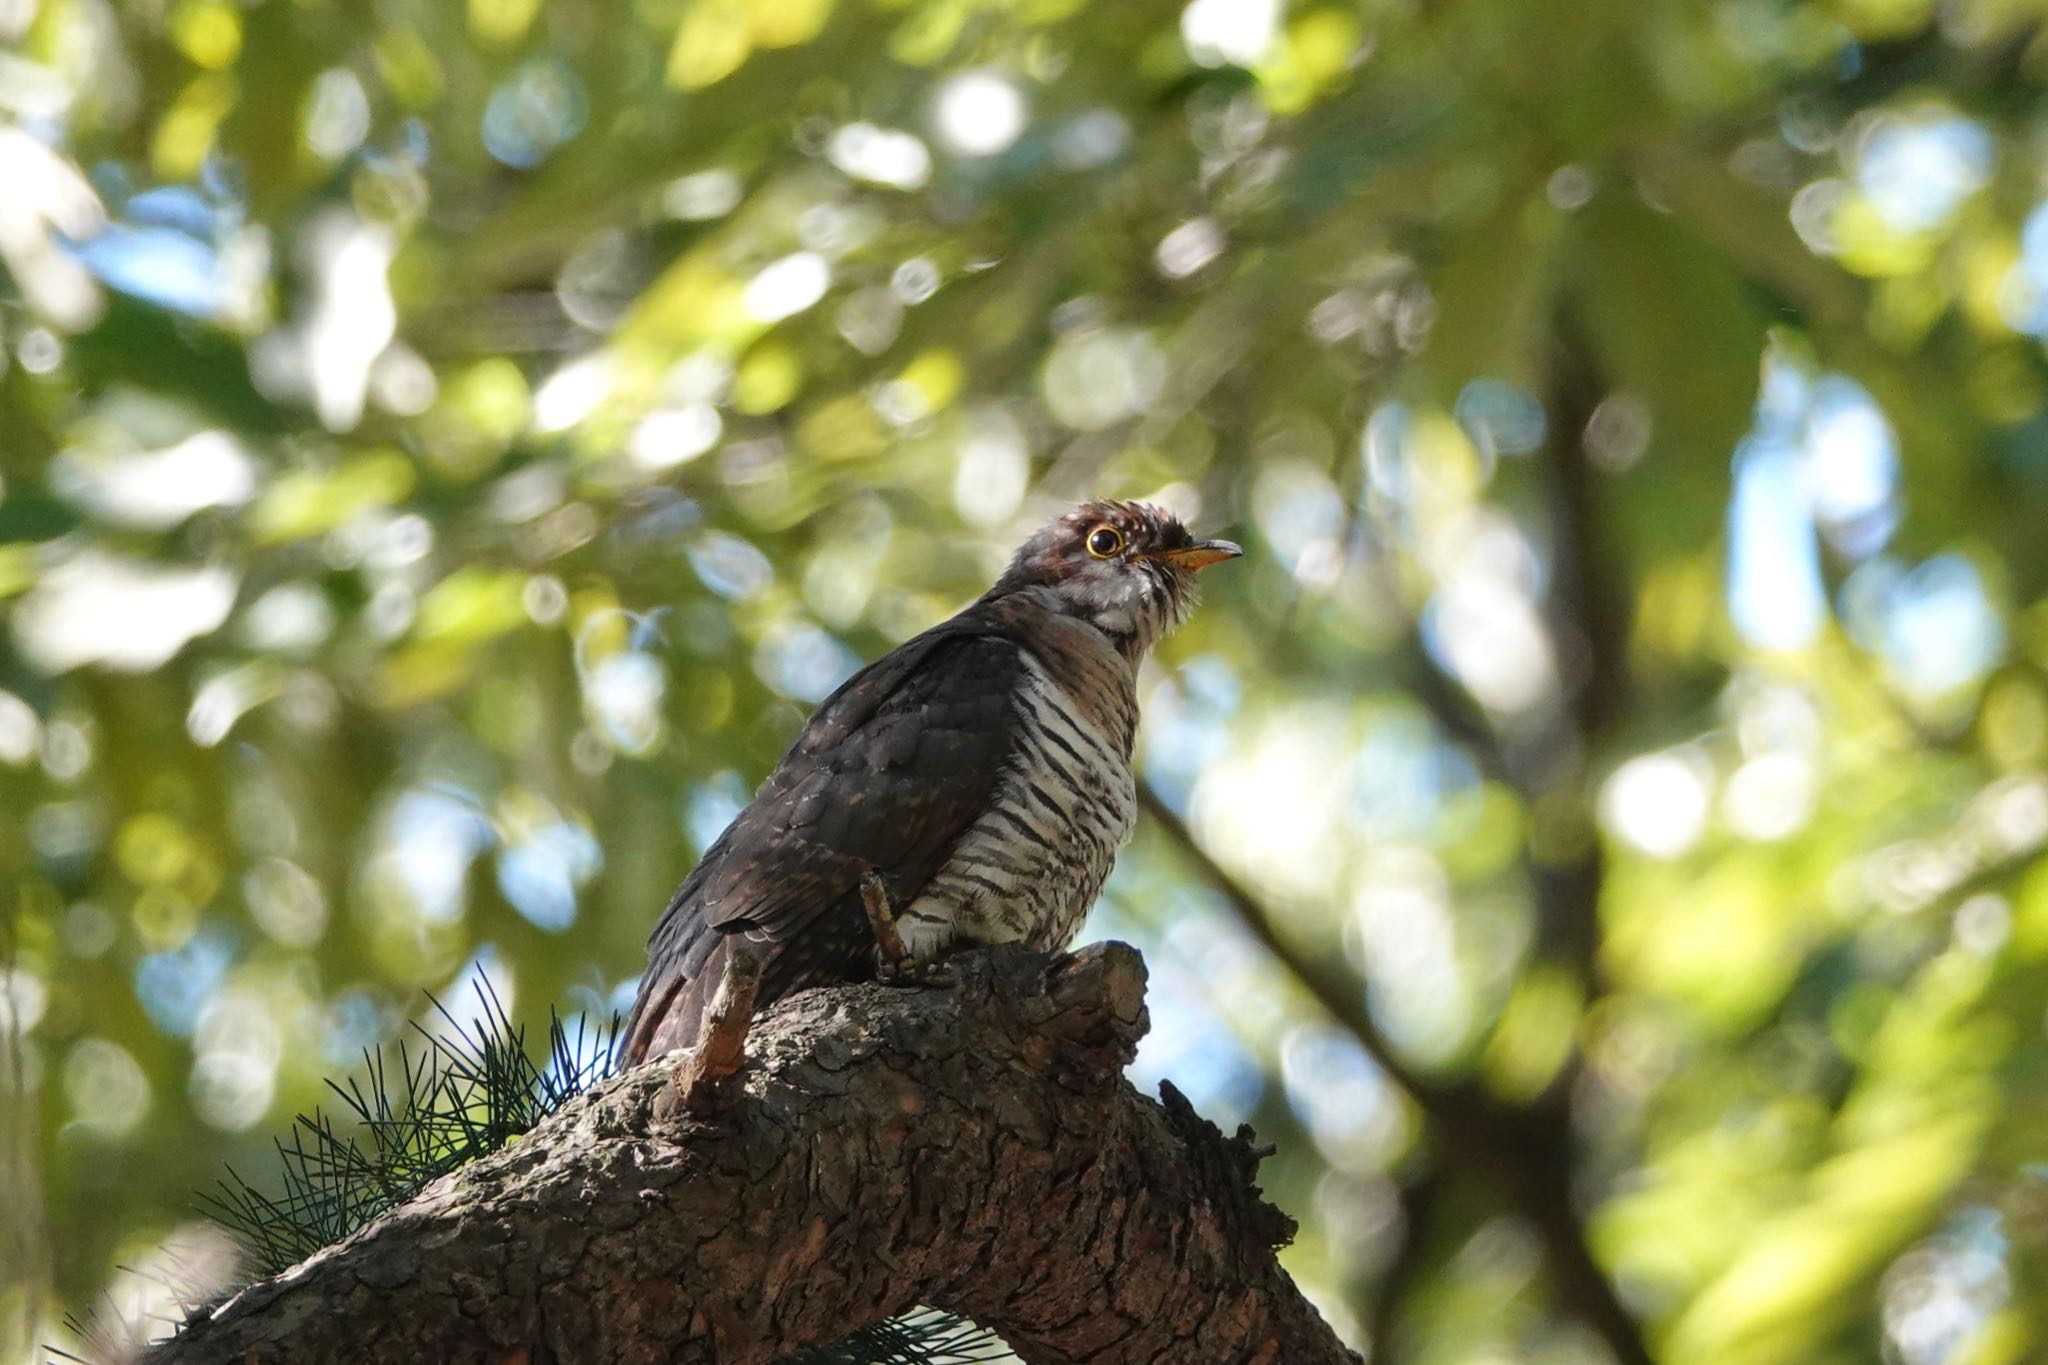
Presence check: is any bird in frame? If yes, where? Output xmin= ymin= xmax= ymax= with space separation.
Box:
xmin=617 ymin=499 xmax=1242 ymax=1066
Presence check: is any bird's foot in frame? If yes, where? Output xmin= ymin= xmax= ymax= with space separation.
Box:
xmin=874 ymin=953 xmax=956 ymax=987
xmin=861 ymin=869 xmax=956 ymax=987
xmin=655 ymin=944 xmax=762 ymax=1123
xmin=860 ymin=869 xmax=908 ymax=962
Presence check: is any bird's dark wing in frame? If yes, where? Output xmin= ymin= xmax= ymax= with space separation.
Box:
xmin=617 ymin=615 xmax=1024 ymax=1064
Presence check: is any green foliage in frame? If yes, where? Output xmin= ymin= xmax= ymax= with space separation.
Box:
xmin=782 ymin=1311 xmax=1014 ymax=1365
xmin=197 ymin=987 xmax=614 ymax=1277
xmin=7 ymin=0 xmax=2048 ymax=1362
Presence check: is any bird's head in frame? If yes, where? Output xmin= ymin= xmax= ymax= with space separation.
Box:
xmin=987 ymin=500 xmax=1242 ymax=657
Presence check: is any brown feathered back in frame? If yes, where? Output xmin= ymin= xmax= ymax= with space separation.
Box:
xmin=617 ymin=609 xmax=1024 ymax=1064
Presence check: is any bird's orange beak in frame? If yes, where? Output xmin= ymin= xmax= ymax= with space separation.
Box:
xmin=1158 ymin=539 xmax=1244 ymax=571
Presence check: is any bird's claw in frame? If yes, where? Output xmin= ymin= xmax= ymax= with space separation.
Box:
xmin=655 ymin=944 xmax=762 ymax=1123
xmin=861 ymin=870 xmax=908 ymax=958
xmin=861 ymin=868 xmax=953 ymax=986
xmin=874 ymin=953 xmax=955 ymax=987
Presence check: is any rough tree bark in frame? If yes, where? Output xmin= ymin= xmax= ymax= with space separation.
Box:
xmin=147 ymin=943 xmax=1359 ymax=1365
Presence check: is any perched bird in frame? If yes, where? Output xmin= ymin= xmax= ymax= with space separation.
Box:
xmin=618 ymin=500 xmax=1242 ymax=1066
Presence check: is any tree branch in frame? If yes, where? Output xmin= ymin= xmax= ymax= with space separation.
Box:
xmin=147 ymin=943 xmax=1357 ymax=1365
xmin=1137 ymin=787 xmax=1652 ymax=1365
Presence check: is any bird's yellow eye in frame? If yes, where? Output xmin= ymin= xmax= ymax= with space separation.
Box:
xmin=1085 ymin=525 xmax=1125 ymax=558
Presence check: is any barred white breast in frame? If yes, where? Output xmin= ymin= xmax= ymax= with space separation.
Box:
xmin=898 ymin=651 xmax=1138 ymax=960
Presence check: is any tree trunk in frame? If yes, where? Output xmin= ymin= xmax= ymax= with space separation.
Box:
xmin=147 ymin=943 xmax=1358 ymax=1365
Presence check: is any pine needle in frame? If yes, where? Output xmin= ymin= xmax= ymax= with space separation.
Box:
xmin=185 ymin=982 xmax=1010 ymax=1364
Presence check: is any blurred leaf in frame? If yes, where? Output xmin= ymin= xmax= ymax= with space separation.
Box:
xmin=249 ymin=451 xmax=418 ymax=543
xmin=0 ymin=488 xmax=84 ymax=545
xmin=1566 ymin=190 xmax=1767 ymax=562
xmin=1425 ymin=181 xmax=1563 ymax=391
